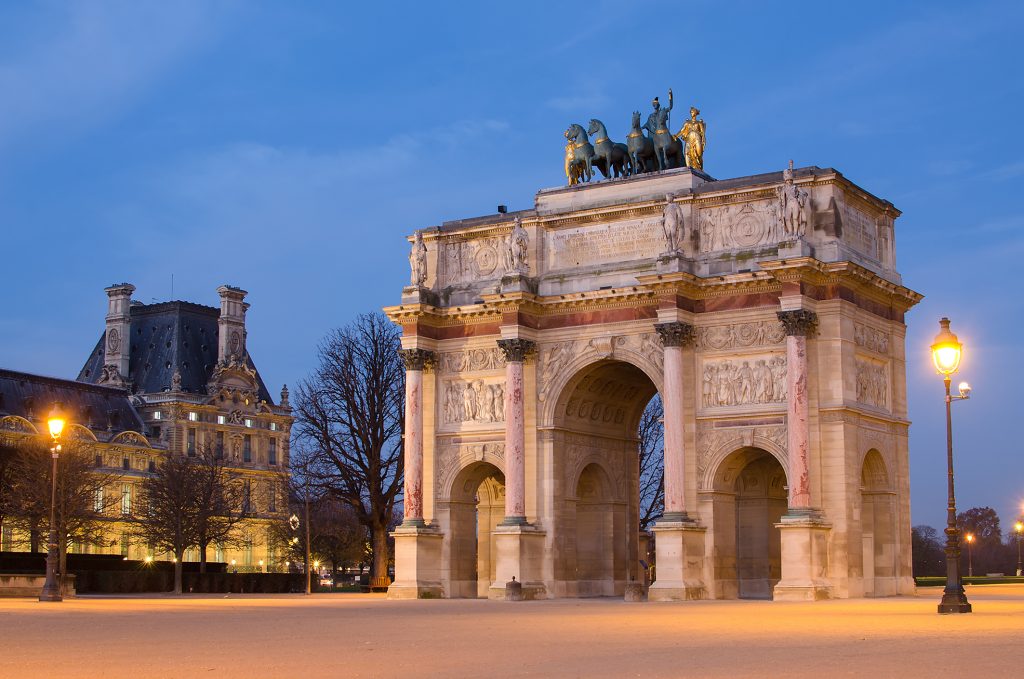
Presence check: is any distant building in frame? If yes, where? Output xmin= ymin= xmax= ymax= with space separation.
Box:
xmin=0 ymin=284 xmax=292 ymax=570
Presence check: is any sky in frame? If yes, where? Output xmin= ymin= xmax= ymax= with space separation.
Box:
xmin=1 ymin=0 xmax=1021 ymax=533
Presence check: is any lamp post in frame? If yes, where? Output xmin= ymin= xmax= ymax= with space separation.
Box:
xmin=1014 ymin=521 xmax=1022 ymax=577
xmin=964 ymin=533 xmax=974 ymax=578
xmin=39 ymin=405 xmax=65 ymax=602
xmin=931 ymin=317 xmax=972 ymax=614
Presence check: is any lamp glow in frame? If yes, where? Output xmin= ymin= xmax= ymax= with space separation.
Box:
xmin=1015 ymin=521 xmax=1023 ymax=533
xmin=930 ymin=318 xmax=962 ymax=376
xmin=46 ymin=405 xmax=65 ymax=440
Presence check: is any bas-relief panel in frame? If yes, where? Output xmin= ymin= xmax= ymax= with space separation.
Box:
xmin=440 ymin=237 xmax=505 ymax=287
xmin=696 ymin=320 xmax=786 ymax=352
xmin=697 ymin=199 xmax=781 ymax=253
xmin=545 ymin=218 xmax=662 ymax=270
xmin=855 ymin=358 xmax=888 ymax=410
xmin=438 ymin=347 xmax=505 ymax=374
xmin=441 ymin=379 xmax=505 ymax=425
xmin=701 ymin=354 xmax=787 ymax=409
xmin=853 ymin=323 xmax=890 ymax=355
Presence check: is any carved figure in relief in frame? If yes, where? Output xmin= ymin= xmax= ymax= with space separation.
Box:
xmin=856 ymin=360 xmax=888 ymax=408
xmin=443 ymin=380 xmax=506 ymax=424
xmin=703 ymin=357 xmax=788 ymax=408
xmin=409 ymin=231 xmax=427 ymax=287
xmin=504 ymin=216 xmax=529 ymax=275
xmin=661 ymin=195 xmax=685 ymax=253
xmin=778 ymin=161 xmax=809 ymax=238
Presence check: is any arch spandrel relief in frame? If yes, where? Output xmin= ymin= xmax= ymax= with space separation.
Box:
xmin=434 ymin=440 xmax=505 ymax=500
xmin=697 ymin=421 xmax=788 ymax=491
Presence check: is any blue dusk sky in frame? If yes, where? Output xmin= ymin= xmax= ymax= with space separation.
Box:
xmin=1 ymin=1 xmax=1021 ymax=532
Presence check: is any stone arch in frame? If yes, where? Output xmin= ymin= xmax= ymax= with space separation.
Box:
xmin=703 ymin=435 xmax=788 ymax=492
xmin=538 ymin=340 xmax=663 ymax=428
xmin=707 ymin=446 xmax=788 ymax=599
xmin=0 ymin=415 xmax=38 ymax=434
xmin=547 ymin=357 xmax=659 ymax=597
xmin=435 ymin=442 xmax=504 ymax=503
xmin=438 ymin=460 xmax=505 ymax=598
xmin=859 ymin=448 xmax=897 ymax=596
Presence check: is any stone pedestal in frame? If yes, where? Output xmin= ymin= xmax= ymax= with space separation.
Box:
xmin=387 ymin=525 xmax=444 ymax=599
xmin=648 ymin=521 xmax=707 ymax=601
xmin=487 ymin=524 xmax=547 ymax=600
xmin=401 ymin=286 xmax=439 ymax=305
xmin=778 ymin=237 xmax=813 ymax=259
xmin=772 ymin=514 xmax=834 ymax=601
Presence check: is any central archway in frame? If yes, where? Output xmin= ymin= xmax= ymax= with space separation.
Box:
xmin=549 ymin=359 xmax=659 ymax=597
xmin=709 ymin=447 xmax=788 ymax=599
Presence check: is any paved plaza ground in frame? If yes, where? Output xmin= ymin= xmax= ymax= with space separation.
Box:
xmin=2 ymin=585 xmax=1023 ymax=678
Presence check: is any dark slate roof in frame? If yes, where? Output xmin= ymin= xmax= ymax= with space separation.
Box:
xmin=0 ymin=368 xmax=143 ymax=434
xmin=77 ymin=301 xmax=273 ymax=403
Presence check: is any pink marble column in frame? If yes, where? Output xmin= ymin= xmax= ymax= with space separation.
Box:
xmin=777 ymin=310 xmax=817 ymax=512
xmin=654 ymin=322 xmax=695 ymax=522
xmin=497 ymin=338 xmax=534 ymax=524
xmin=400 ymin=349 xmax=434 ymax=526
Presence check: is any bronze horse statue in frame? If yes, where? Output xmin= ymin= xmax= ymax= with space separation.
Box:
xmin=564 ymin=124 xmax=595 ymax=185
xmin=627 ymin=111 xmax=658 ymax=175
xmin=587 ymin=119 xmax=631 ymax=179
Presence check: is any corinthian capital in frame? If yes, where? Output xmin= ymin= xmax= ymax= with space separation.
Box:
xmin=654 ymin=321 xmax=695 ymax=348
xmin=399 ymin=348 xmax=436 ymax=371
xmin=497 ymin=338 xmax=535 ymax=363
xmin=777 ymin=309 xmax=818 ymax=337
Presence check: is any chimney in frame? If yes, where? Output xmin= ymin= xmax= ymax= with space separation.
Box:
xmin=102 ymin=283 xmax=135 ymax=384
xmin=216 ymin=285 xmax=249 ymax=365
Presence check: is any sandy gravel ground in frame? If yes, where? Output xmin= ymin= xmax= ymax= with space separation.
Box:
xmin=2 ymin=585 xmax=1023 ymax=678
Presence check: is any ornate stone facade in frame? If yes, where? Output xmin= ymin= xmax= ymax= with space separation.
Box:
xmin=387 ymin=164 xmax=921 ymax=602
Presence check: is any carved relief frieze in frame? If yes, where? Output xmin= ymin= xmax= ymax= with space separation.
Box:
xmin=441 ymin=237 xmax=504 ymax=287
xmin=696 ymin=321 xmax=786 ymax=352
xmin=855 ymin=358 xmax=888 ymax=410
xmin=698 ymin=199 xmax=779 ymax=253
xmin=853 ymin=323 xmax=890 ymax=355
xmin=442 ymin=379 xmax=505 ymax=424
xmin=701 ymin=355 xmax=787 ymax=408
xmin=438 ymin=347 xmax=505 ymax=374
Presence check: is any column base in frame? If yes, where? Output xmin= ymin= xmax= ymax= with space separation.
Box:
xmin=487 ymin=523 xmax=547 ymax=600
xmin=624 ymin=582 xmax=647 ymax=602
xmin=938 ymin=586 xmax=972 ymax=614
xmin=772 ymin=512 xmax=833 ymax=602
xmin=648 ymin=519 xmax=707 ymax=601
xmin=387 ymin=524 xmax=444 ymax=600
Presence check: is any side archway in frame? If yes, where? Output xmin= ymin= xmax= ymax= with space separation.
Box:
xmin=860 ymin=449 xmax=897 ymax=596
xmin=437 ymin=461 xmax=505 ymax=598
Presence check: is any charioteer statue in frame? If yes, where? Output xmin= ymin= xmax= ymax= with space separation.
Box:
xmin=563 ymin=88 xmax=707 ymax=185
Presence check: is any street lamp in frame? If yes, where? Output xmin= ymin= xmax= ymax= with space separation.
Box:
xmin=1014 ymin=521 xmax=1023 ymax=577
xmin=931 ymin=318 xmax=972 ymax=614
xmin=39 ymin=404 xmax=65 ymax=602
xmin=964 ymin=533 xmax=975 ymax=578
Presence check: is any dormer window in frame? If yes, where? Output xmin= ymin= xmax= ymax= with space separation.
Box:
xmin=217 ymin=415 xmax=226 ymax=425
xmin=152 ymin=411 xmax=162 ymax=420
xmin=270 ymin=422 xmax=277 ymax=431
xmin=244 ymin=418 xmax=253 ymax=428
xmin=188 ymin=412 xmax=198 ymax=422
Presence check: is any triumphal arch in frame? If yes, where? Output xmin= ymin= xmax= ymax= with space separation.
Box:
xmin=385 ymin=157 xmax=921 ymax=601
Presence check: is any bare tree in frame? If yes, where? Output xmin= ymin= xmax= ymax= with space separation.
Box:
xmin=293 ymin=312 xmax=405 ymax=584
xmin=638 ymin=396 xmax=665 ymax=531
xmin=131 ymin=452 xmax=204 ymax=594
xmin=3 ymin=437 xmax=119 ymax=589
xmin=192 ymin=445 xmax=248 ymax=573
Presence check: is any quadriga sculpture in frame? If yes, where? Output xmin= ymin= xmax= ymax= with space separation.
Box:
xmin=587 ymin=119 xmax=631 ymax=179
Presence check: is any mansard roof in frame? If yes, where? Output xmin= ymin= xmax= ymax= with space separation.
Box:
xmin=77 ymin=300 xmax=273 ymax=404
xmin=0 ymin=368 xmax=143 ymax=434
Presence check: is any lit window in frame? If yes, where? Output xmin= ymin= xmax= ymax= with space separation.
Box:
xmin=188 ymin=411 xmax=198 ymax=422
xmin=244 ymin=418 xmax=253 ymax=428
xmin=217 ymin=415 xmax=226 ymax=425
xmin=121 ymin=484 xmax=132 ymax=515
xmin=94 ymin=487 xmax=104 ymax=513
xmin=270 ymin=422 xmax=277 ymax=431
xmin=153 ymin=411 xmax=162 ymax=420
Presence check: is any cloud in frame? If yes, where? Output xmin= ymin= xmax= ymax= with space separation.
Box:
xmin=0 ymin=2 xmax=220 ymax=151
xmin=980 ymin=160 xmax=1024 ymax=181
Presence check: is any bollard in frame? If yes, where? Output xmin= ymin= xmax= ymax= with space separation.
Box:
xmin=505 ymin=575 xmax=524 ymax=601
